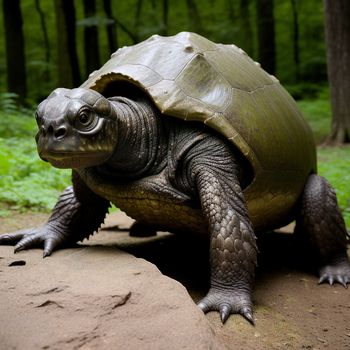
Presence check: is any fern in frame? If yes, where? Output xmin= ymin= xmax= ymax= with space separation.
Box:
xmin=0 ymin=92 xmax=19 ymax=113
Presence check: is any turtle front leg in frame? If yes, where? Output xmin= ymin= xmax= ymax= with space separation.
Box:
xmin=0 ymin=172 xmax=110 ymax=257
xmin=195 ymin=168 xmax=258 ymax=324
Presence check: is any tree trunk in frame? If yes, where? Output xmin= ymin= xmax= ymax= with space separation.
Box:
xmin=256 ymin=0 xmax=276 ymax=75
xmin=324 ymin=0 xmax=350 ymax=144
xmin=54 ymin=0 xmax=80 ymax=87
xmin=115 ymin=17 xmax=138 ymax=44
xmin=186 ymin=0 xmax=202 ymax=34
xmin=240 ymin=0 xmax=253 ymax=56
xmin=290 ymin=0 xmax=300 ymax=81
xmin=35 ymin=0 xmax=51 ymax=81
xmin=2 ymin=0 xmax=27 ymax=104
xmin=226 ymin=0 xmax=235 ymax=22
xmin=161 ymin=0 xmax=168 ymax=35
xmin=103 ymin=0 xmax=118 ymax=54
xmin=83 ymin=0 xmax=100 ymax=76
xmin=134 ymin=0 xmax=143 ymax=41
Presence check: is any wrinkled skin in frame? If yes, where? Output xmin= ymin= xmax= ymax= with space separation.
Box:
xmin=1 ymin=88 xmax=349 ymax=325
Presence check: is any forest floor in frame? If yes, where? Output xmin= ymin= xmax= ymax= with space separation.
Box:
xmin=1 ymin=211 xmax=349 ymax=350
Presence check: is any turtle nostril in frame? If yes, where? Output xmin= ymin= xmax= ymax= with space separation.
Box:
xmin=41 ymin=126 xmax=46 ymax=136
xmin=54 ymin=126 xmax=67 ymax=140
xmin=47 ymin=125 xmax=54 ymax=135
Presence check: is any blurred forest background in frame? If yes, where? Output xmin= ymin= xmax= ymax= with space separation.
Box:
xmin=1 ymin=0 xmax=329 ymax=102
xmin=0 ymin=0 xmax=350 ymax=226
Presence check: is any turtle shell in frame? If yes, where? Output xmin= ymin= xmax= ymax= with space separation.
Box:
xmin=81 ymin=32 xmax=316 ymax=231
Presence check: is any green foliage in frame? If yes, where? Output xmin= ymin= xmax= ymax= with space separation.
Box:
xmin=0 ymin=92 xmax=20 ymax=113
xmin=0 ymin=111 xmax=70 ymax=212
xmin=317 ymin=147 xmax=350 ymax=228
xmin=296 ymin=88 xmax=331 ymax=143
xmin=285 ymin=83 xmax=326 ymax=100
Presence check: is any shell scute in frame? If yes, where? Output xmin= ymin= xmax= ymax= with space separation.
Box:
xmin=175 ymin=53 xmax=232 ymax=112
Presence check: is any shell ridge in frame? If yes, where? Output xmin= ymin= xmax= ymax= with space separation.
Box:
xmin=211 ymin=47 xmax=272 ymax=89
xmin=112 ymin=63 xmax=163 ymax=80
xmin=201 ymin=45 xmax=273 ymax=94
xmin=172 ymin=53 xmax=198 ymax=82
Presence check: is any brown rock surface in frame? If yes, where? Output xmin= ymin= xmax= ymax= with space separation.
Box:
xmin=0 ymin=212 xmax=225 ymax=350
xmin=1 ymin=211 xmax=350 ymax=350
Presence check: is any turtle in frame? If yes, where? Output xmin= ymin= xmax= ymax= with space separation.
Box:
xmin=1 ymin=32 xmax=349 ymax=324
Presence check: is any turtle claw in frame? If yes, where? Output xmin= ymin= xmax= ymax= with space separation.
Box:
xmin=43 ymin=238 xmax=57 ymax=258
xmin=0 ymin=226 xmax=64 ymax=257
xmin=14 ymin=232 xmax=41 ymax=253
xmin=197 ymin=301 xmax=210 ymax=314
xmin=318 ymin=275 xmax=327 ymax=285
xmin=318 ymin=257 xmax=350 ymax=288
xmin=335 ymin=275 xmax=348 ymax=289
xmin=43 ymin=250 xmax=52 ymax=258
xmin=0 ymin=229 xmax=34 ymax=246
xmin=220 ymin=304 xmax=231 ymax=324
xmin=197 ymin=287 xmax=254 ymax=325
xmin=242 ymin=307 xmax=255 ymax=325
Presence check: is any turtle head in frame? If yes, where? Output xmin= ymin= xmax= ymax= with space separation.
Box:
xmin=35 ymin=88 xmax=116 ymax=169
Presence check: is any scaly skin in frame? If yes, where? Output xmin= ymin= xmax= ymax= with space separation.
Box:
xmin=195 ymin=167 xmax=257 ymax=324
xmin=0 ymin=88 xmax=349 ymax=325
xmin=295 ymin=174 xmax=350 ymax=287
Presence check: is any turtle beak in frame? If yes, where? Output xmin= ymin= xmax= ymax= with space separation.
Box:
xmin=36 ymin=118 xmax=72 ymax=160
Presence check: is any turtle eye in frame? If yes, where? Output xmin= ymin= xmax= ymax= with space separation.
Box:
xmin=75 ymin=109 xmax=98 ymax=131
xmin=79 ymin=112 xmax=91 ymax=125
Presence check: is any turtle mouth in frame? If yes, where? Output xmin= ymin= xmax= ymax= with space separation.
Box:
xmin=41 ymin=150 xmax=99 ymax=158
xmin=39 ymin=150 xmax=110 ymax=169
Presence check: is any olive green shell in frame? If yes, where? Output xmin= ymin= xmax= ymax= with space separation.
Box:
xmin=81 ymin=32 xmax=316 ymax=231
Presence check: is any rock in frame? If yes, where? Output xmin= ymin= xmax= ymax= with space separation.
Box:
xmin=0 ymin=244 xmax=225 ymax=350
xmin=101 ymin=210 xmax=134 ymax=231
xmin=2 ymin=212 xmax=350 ymax=350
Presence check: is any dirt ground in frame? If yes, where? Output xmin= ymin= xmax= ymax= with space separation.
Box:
xmin=1 ymin=211 xmax=350 ymax=350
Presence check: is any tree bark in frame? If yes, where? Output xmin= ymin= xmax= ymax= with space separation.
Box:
xmin=35 ymin=0 xmax=50 ymax=81
xmin=240 ymin=0 xmax=253 ymax=56
xmin=83 ymin=0 xmax=100 ymax=76
xmin=2 ymin=0 xmax=27 ymax=104
xmin=226 ymin=0 xmax=235 ymax=22
xmin=256 ymin=0 xmax=276 ymax=75
xmin=186 ymin=0 xmax=202 ymax=34
xmin=103 ymin=0 xmax=118 ymax=54
xmin=290 ymin=0 xmax=300 ymax=81
xmin=54 ymin=0 xmax=80 ymax=87
xmin=134 ymin=0 xmax=143 ymax=41
xmin=115 ymin=18 xmax=138 ymax=43
xmin=162 ymin=0 xmax=168 ymax=35
xmin=324 ymin=0 xmax=350 ymax=144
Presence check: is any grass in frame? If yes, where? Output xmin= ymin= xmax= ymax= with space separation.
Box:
xmin=317 ymin=147 xmax=350 ymax=227
xmin=0 ymin=92 xmax=349 ymax=227
xmin=297 ymin=98 xmax=331 ymax=144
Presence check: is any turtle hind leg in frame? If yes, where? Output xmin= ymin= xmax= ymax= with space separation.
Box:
xmin=295 ymin=174 xmax=350 ymax=287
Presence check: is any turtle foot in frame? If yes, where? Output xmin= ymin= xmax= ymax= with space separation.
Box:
xmin=0 ymin=226 xmax=66 ymax=258
xmin=318 ymin=256 xmax=350 ymax=288
xmin=197 ymin=287 xmax=254 ymax=325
